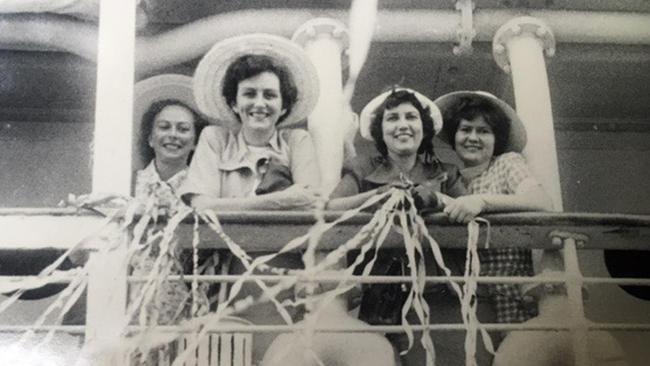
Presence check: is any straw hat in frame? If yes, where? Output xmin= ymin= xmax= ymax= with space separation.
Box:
xmin=132 ymin=74 xmax=200 ymax=172
xmin=434 ymin=91 xmax=527 ymax=153
xmin=359 ymin=88 xmax=443 ymax=141
xmin=193 ymin=33 xmax=320 ymax=129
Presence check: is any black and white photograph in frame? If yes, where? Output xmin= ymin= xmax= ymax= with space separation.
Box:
xmin=0 ymin=1 xmax=649 ymax=365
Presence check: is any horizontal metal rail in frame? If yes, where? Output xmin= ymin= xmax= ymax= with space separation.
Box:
xmin=0 ymin=322 xmax=648 ymax=335
xmin=1 ymin=210 xmax=649 ymax=250
xmin=121 ymin=323 xmax=650 ymax=334
xmin=3 ymin=274 xmax=650 ymax=286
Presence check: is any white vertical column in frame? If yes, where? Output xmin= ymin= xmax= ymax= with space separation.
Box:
xmin=82 ymin=0 xmax=135 ymax=365
xmin=91 ymin=0 xmax=137 ymax=195
xmin=493 ymin=16 xmax=562 ymax=211
xmin=493 ymin=17 xmax=593 ymax=366
xmin=293 ymin=18 xmax=349 ymax=195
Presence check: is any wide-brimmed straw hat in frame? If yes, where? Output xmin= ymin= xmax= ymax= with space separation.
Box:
xmin=359 ymin=88 xmax=443 ymax=141
xmin=434 ymin=91 xmax=527 ymax=153
xmin=132 ymin=74 xmax=199 ymax=171
xmin=193 ymin=33 xmax=320 ymax=129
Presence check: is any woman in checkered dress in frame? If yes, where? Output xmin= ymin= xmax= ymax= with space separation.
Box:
xmin=435 ymin=91 xmax=553 ymax=324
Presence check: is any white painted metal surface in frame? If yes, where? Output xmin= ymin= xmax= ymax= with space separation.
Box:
xmin=293 ymin=18 xmax=347 ymax=195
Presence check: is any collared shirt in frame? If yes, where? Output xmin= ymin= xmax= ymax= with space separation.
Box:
xmin=466 ymin=152 xmax=541 ymax=324
xmin=462 ymin=152 xmax=538 ymax=196
xmin=330 ymin=155 xmax=466 ymax=199
xmin=134 ymin=161 xmax=187 ymax=212
xmin=332 ymin=155 xmax=467 ymax=324
xmin=179 ymin=125 xmax=319 ymax=200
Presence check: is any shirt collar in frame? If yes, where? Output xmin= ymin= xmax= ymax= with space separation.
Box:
xmin=365 ymin=156 xmax=441 ymax=185
xmin=143 ymin=161 xmax=187 ymax=186
xmin=218 ymin=129 xmax=284 ymax=171
xmin=459 ymin=159 xmax=492 ymax=182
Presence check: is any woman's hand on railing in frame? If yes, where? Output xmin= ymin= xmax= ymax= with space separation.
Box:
xmin=188 ymin=185 xmax=324 ymax=212
xmin=411 ymin=184 xmax=441 ymax=211
xmin=276 ymin=184 xmax=323 ymax=210
xmin=443 ymin=195 xmax=487 ymax=223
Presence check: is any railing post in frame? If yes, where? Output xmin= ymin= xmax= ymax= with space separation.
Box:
xmin=292 ymin=18 xmax=349 ymax=195
xmin=561 ymin=235 xmax=589 ymax=366
xmin=79 ymin=223 xmax=129 ymax=365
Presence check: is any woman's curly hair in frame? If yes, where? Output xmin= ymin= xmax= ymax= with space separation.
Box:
xmin=441 ymin=96 xmax=510 ymax=156
xmin=369 ymin=88 xmax=437 ymax=162
xmin=139 ymin=99 xmax=208 ymax=164
xmin=221 ymin=54 xmax=298 ymax=125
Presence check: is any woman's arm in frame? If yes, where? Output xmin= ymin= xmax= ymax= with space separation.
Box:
xmin=444 ymin=183 xmax=553 ymax=223
xmin=325 ymin=166 xmax=381 ymax=211
xmin=188 ymin=184 xmax=321 ymax=212
xmin=326 ymin=189 xmax=378 ymax=211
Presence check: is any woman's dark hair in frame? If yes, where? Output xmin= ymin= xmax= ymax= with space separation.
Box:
xmin=369 ymin=89 xmax=436 ymax=162
xmin=139 ymin=99 xmax=207 ymax=164
xmin=442 ymin=96 xmax=510 ymax=156
xmin=222 ymin=55 xmax=298 ymax=124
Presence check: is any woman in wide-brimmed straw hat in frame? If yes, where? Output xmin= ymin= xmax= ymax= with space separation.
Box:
xmin=177 ymin=33 xmax=323 ymax=362
xmin=328 ymin=87 xmax=465 ymax=211
xmin=129 ymin=74 xmax=213 ymax=363
xmin=435 ymin=91 xmax=551 ymax=224
xmin=178 ymin=33 xmax=321 ymax=211
xmin=133 ymin=73 xmax=208 ymax=211
xmin=326 ymin=87 xmax=471 ymax=365
xmin=435 ymin=91 xmax=552 ymax=325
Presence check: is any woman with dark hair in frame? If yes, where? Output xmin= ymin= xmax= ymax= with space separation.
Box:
xmin=138 ymin=99 xmax=204 ymax=171
xmin=132 ymin=74 xmax=207 ymax=213
xmin=221 ymin=54 xmax=298 ymax=124
xmin=179 ymin=34 xmax=321 ymax=211
xmin=326 ymin=88 xmax=470 ymax=365
xmin=135 ymin=98 xmax=206 ymax=211
xmin=177 ymin=34 xmax=322 ymax=362
xmin=129 ymin=75 xmax=212 ymax=332
xmin=435 ymin=91 xmax=553 ymax=325
xmin=328 ymin=87 xmax=465 ymax=210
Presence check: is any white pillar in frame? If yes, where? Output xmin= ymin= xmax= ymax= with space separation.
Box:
xmin=493 ymin=18 xmax=595 ymax=366
xmin=293 ymin=18 xmax=349 ymax=195
xmin=493 ymin=16 xmax=563 ymax=211
xmin=91 ymin=0 xmax=136 ymax=195
xmin=81 ymin=0 xmax=134 ymax=364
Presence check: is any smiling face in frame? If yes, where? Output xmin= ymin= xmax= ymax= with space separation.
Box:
xmin=148 ymin=104 xmax=197 ymax=165
xmin=231 ymin=71 xmax=286 ymax=140
xmin=381 ymin=102 xmax=424 ymax=158
xmin=454 ymin=115 xmax=496 ymax=167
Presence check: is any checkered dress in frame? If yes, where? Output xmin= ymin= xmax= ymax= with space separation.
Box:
xmin=465 ymin=152 xmax=539 ymax=323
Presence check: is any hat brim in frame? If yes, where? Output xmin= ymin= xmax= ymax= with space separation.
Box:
xmin=193 ymin=34 xmax=320 ymax=129
xmin=434 ymin=91 xmax=527 ymax=153
xmin=132 ymin=74 xmax=198 ymax=172
xmin=359 ymin=88 xmax=443 ymax=141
